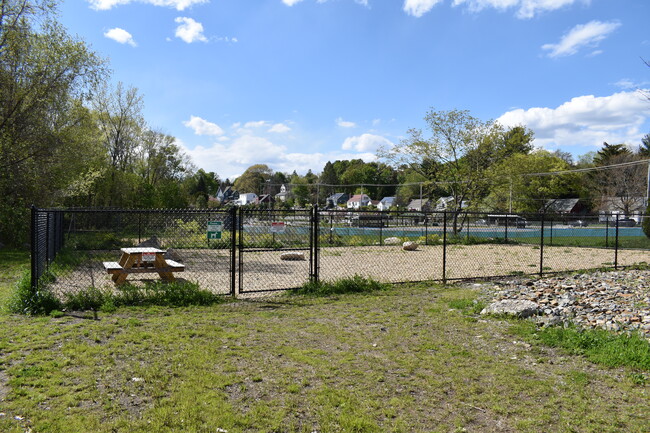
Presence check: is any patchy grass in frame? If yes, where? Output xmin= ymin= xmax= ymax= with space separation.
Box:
xmin=511 ymin=321 xmax=650 ymax=371
xmin=1 ymin=253 xmax=649 ymax=432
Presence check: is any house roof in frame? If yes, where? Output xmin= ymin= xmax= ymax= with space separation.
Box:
xmin=546 ymin=198 xmax=581 ymax=213
xmin=328 ymin=192 xmax=348 ymax=200
xmin=407 ymin=199 xmax=430 ymax=208
xmin=380 ymin=196 xmax=395 ymax=204
xmin=348 ymin=194 xmax=370 ymax=202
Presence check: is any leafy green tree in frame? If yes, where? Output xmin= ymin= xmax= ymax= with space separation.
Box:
xmin=483 ymin=151 xmax=585 ymax=213
xmin=0 ymin=0 xmax=107 ymax=244
xmin=233 ymin=164 xmax=273 ymax=194
xmin=379 ymin=108 xmax=502 ymax=232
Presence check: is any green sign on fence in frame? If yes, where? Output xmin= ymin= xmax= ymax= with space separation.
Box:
xmin=207 ymin=221 xmax=223 ymax=240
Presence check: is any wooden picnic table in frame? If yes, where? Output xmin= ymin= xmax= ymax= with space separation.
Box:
xmin=103 ymin=247 xmax=185 ymax=285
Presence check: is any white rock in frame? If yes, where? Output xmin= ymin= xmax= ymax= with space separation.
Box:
xmin=481 ymin=300 xmax=540 ymax=318
xmin=280 ymin=252 xmax=306 ymax=261
xmin=384 ymin=237 xmax=401 ymax=245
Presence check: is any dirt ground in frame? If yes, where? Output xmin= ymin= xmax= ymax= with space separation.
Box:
xmin=49 ymin=244 xmax=650 ymax=297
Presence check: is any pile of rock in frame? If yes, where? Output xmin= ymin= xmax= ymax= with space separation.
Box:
xmin=477 ymin=270 xmax=650 ymax=340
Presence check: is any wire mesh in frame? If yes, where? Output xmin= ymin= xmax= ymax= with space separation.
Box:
xmin=31 ymin=207 xmax=650 ymax=300
xmin=238 ymin=208 xmax=313 ymax=294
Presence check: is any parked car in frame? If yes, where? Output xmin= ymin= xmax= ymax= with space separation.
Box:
xmin=475 ymin=219 xmax=488 ymax=226
xmin=618 ymin=218 xmax=637 ymax=227
xmin=568 ymin=220 xmax=588 ymax=227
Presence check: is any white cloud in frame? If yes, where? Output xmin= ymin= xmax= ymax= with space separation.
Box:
xmin=496 ymin=91 xmax=650 ymax=154
xmin=282 ymin=0 xmax=304 ymax=5
xmin=244 ymin=120 xmax=269 ymax=128
xmin=403 ymin=0 xmax=444 ymax=17
xmin=452 ymin=0 xmax=587 ymax=19
xmin=175 ymin=17 xmax=208 ymax=43
xmin=342 ymin=133 xmax=394 ymax=153
xmin=542 ymin=20 xmax=621 ymax=58
xmin=183 ymin=116 xmax=224 ymax=136
xmin=269 ymin=123 xmax=291 ymax=133
xmin=104 ymin=28 xmax=136 ymax=46
xmin=336 ymin=117 xmax=357 ymax=128
xmin=88 ymin=0 xmax=207 ymax=10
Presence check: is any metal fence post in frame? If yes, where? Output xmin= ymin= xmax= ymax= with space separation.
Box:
xmin=424 ymin=211 xmax=428 ymax=246
xmin=504 ymin=213 xmax=509 ymax=242
xmin=605 ymin=214 xmax=609 ymax=248
xmin=442 ymin=211 xmax=447 ymax=284
xmin=30 ymin=205 xmax=37 ymax=291
xmin=614 ymin=214 xmax=619 ymax=270
xmin=539 ymin=214 xmax=544 ymax=277
xmin=313 ymin=205 xmax=320 ymax=283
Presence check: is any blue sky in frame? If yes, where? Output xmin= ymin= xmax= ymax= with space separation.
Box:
xmin=62 ymin=0 xmax=650 ymax=179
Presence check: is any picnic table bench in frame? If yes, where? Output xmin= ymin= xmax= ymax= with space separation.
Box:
xmin=103 ymin=247 xmax=184 ymax=285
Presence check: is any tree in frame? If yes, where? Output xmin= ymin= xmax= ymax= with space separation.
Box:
xmin=233 ymin=164 xmax=273 ymax=194
xmin=483 ymin=151 xmax=584 ymax=213
xmin=638 ymin=134 xmax=650 ymax=157
xmin=592 ymin=153 xmax=647 ymax=217
xmin=379 ymin=108 xmax=502 ymax=232
xmin=593 ymin=142 xmax=631 ymax=166
xmin=0 ymin=0 xmax=107 ymax=244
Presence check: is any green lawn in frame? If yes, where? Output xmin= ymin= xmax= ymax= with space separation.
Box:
xmin=0 ymin=250 xmax=648 ymax=432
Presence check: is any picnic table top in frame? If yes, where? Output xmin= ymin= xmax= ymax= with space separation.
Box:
xmin=120 ymin=247 xmax=166 ymax=254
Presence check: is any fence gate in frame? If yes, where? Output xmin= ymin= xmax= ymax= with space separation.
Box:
xmin=237 ymin=207 xmax=317 ymax=295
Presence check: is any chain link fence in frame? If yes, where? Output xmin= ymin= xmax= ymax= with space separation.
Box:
xmin=31 ymin=207 xmax=650 ymax=301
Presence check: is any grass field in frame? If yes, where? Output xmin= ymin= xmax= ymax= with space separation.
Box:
xmin=0 ymin=249 xmax=649 ymax=432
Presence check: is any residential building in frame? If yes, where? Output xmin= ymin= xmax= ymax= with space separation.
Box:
xmin=236 ymin=193 xmax=258 ymax=206
xmin=275 ymin=184 xmax=291 ymax=203
xmin=347 ymin=194 xmax=371 ymax=209
xmin=377 ymin=197 xmax=396 ymax=211
xmin=407 ymin=199 xmax=432 ymax=212
xmin=325 ymin=193 xmax=349 ymax=208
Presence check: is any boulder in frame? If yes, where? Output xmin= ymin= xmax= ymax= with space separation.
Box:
xmin=138 ymin=236 xmax=161 ymax=249
xmin=280 ymin=252 xmax=306 ymax=261
xmin=480 ymin=300 xmax=540 ymax=318
xmin=384 ymin=237 xmax=401 ymax=245
xmin=402 ymin=241 xmax=418 ymax=251
xmin=165 ymin=248 xmax=182 ymax=262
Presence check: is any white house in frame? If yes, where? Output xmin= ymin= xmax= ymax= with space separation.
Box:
xmin=236 ymin=193 xmax=258 ymax=206
xmin=347 ymin=194 xmax=371 ymax=209
xmin=377 ymin=197 xmax=396 ymax=211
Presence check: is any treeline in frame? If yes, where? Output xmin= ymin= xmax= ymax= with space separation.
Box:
xmin=0 ymin=1 xmax=218 ymax=245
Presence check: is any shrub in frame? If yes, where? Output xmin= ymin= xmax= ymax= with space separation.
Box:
xmin=292 ymin=275 xmax=389 ymax=297
xmin=8 ymin=270 xmax=62 ymax=315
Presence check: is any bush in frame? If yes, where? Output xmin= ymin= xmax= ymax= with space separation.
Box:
xmin=8 ymin=270 xmax=62 ymax=315
xmin=292 ymin=275 xmax=389 ymax=297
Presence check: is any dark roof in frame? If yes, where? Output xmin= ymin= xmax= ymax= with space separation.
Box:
xmin=546 ymin=198 xmax=581 ymax=213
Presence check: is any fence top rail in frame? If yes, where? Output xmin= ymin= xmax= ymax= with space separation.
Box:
xmin=33 ymin=207 xmax=234 ymax=214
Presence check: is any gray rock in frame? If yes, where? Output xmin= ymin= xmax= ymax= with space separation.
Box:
xmin=402 ymin=241 xmax=418 ymax=251
xmin=481 ymin=300 xmax=540 ymax=318
xmin=138 ymin=236 xmax=161 ymax=249
xmin=165 ymin=248 xmax=182 ymax=262
xmin=384 ymin=237 xmax=401 ymax=245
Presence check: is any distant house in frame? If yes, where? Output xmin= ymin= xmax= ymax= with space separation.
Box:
xmin=275 ymin=184 xmax=291 ymax=203
xmin=216 ymin=186 xmax=239 ymax=204
xmin=236 ymin=193 xmax=258 ymax=206
xmin=347 ymin=194 xmax=371 ymax=209
xmin=407 ymin=199 xmax=432 ymax=212
xmin=377 ymin=197 xmax=395 ymax=211
xmin=326 ymin=193 xmax=349 ymax=208
xmin=435 ymin=196 xmax=467 ymax=211
xmin=258 ymin=194 xmax=275 ymax=205
xmin=598 ymin=197 xmax=646 ymax=223
xmin=544 ymin=198 xmax=586 ymax=214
